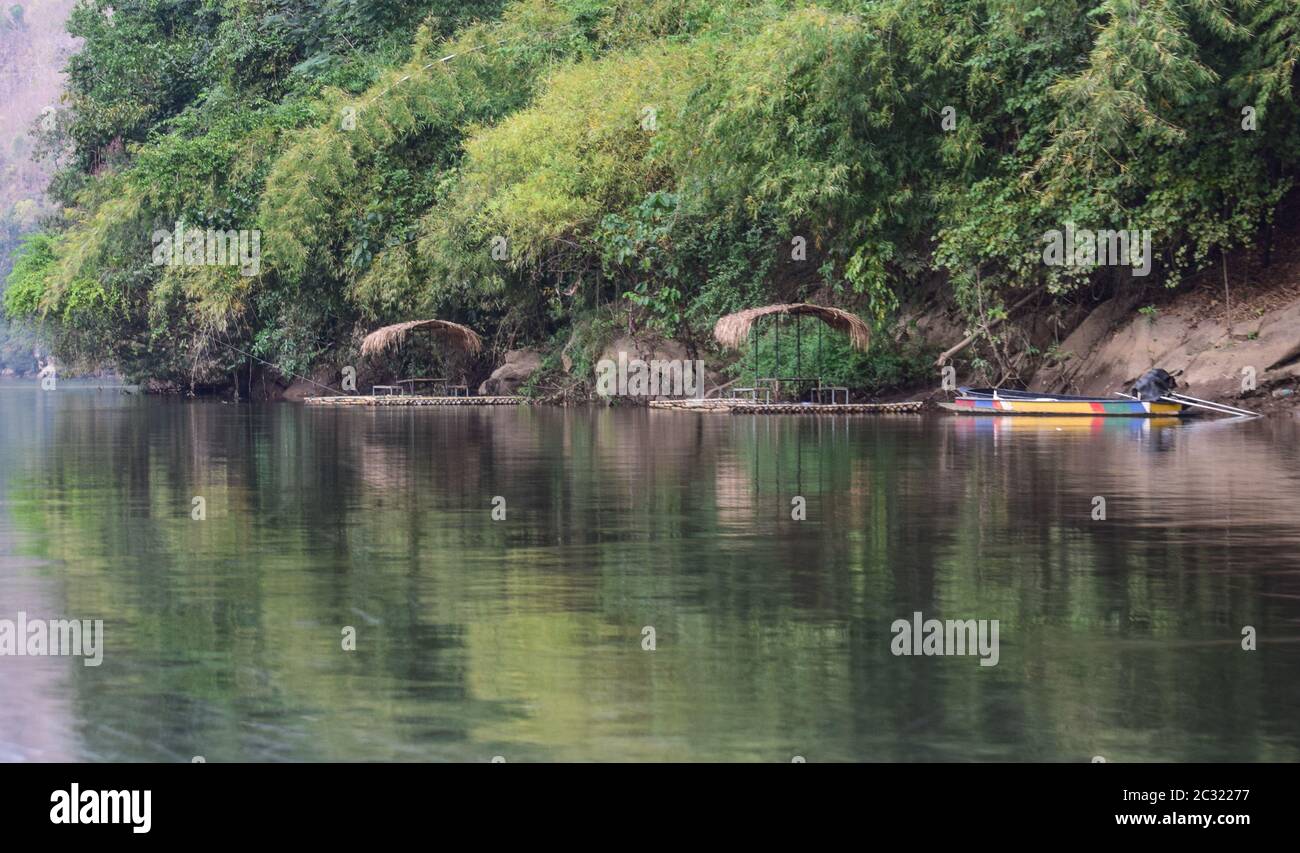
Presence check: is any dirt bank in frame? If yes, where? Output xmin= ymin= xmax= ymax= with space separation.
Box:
xmin=1028 ymin=204 xmax=1300 ymax=415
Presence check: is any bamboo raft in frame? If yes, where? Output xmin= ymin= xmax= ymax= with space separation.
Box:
xmin=304 ymin=395 xmax=526 ymax=406
xmin=648 ymin=399 xmax=923 ymax=415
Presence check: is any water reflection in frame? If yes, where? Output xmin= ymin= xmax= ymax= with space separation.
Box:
xmin=1 ymin=385 xmax=1298 ymax=761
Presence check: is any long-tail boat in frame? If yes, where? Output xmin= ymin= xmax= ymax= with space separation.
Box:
xmin=940 ymin=387 xmax=1188 ymax=417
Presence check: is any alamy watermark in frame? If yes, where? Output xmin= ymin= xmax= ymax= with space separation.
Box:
xmin=1042 ymin=222 xmax=1152 ymax=277
xmin=0 ymin=612 xmax=103 ymax=666
xmin=152 ymin=221 xmax=261 ymax=276
xmin=50 ymin=784 xmax=150 ymax=833
xmin=890 ymin=611 xmax=999 ymax=666
xmin=595 ymin=352 xmax=705 ymax=398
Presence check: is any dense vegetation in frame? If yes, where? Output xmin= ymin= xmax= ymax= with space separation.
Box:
xmin=5 ymin=0 xmax=1299 ymax=392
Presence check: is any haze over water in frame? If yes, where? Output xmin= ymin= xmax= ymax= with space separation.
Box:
xmin=2 ymin=384 xmax=1298 ymax=761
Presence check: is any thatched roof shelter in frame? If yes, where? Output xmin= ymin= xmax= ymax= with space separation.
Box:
xmin=713 ymin=303 xmax=871 ymax=352
xmin=359 ymin=319 xmax=483 ymax=359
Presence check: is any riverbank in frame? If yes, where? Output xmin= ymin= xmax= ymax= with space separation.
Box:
xmin=49 ymin=196 xmax=1300 ymax=416
xmin=1025 ymin=199 xmax=1300 ymax=416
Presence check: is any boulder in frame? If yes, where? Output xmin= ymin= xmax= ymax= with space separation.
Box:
xmin=145 ymin=378 xmax=181 ymax=394
xmin=599 ymin=335 xmax=690 ymax=366
xmin=478 ymin=349 xmax=543 ymax=396
xmin=595 ymin=335 xmax=725 ymax=398
xmin=281 ymin=369 xmax=338 ymax=402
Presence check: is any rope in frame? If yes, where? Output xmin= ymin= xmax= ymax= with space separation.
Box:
xmin=210 ymin=338 xmax=347 ymax=396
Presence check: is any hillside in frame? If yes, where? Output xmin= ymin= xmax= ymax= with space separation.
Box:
xmin=0 ymin=0 xmax=76 ymax=374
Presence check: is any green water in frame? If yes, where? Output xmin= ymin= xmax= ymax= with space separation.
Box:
xmin=1 ymin=384 xmax=1298 ymax=762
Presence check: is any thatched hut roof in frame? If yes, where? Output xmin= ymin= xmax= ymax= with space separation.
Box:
xmin=359 ymin=319 xmax=483 ymax=358
xmin=713 ymin=303 xmax=871 ymax=352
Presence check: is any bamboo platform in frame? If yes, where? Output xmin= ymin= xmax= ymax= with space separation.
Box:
xmin=304 ymin=395 xmax=526 ymax=406
xmin=648 ymin=399 xmax=924 ymax=415
xmin=647 ymin=399 xmax=738 ymax=413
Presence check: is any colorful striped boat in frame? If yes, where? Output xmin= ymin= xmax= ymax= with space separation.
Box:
xmin=952 ymin=415 xmax=1184 ymax=433
xmin=940 ymin=388 xmax=1187 ymax=417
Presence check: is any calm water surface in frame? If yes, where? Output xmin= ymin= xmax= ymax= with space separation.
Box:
xmin=2 ymin=384 xmax=1299 ymax=762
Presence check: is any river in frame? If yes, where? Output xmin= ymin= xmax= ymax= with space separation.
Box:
xmin=2 ymin=383 xmax=1298 ymax=761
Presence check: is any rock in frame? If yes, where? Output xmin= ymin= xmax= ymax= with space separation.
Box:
xmin=596 ymin=335 xmax=725 ymax=397
xmin=146 ymin=378 xmax=181 ymax=394
xmin=478 ymin=349 xmax=543 ymax=396
xmin=600 ymin=335 xmax=690 ymax=366
xmin=280 ymin=380 xmax=317 ymax=402
xmin=281 ymin=369 xmax=339 ymax=402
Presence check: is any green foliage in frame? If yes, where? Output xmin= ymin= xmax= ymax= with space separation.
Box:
xmin=3 ymin=232 xmax=56 ymax=318
xmin=727 ymin=316 xmax=932 ymax=395
xmin=8 ymin=0 xmax=1300 ymax=392
xmin=0 ymin=218 xmax=40 ymax=372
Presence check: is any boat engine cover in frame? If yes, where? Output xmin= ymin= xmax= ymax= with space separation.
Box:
xmin=1131 ymin=368 xmax=1178 ymax=401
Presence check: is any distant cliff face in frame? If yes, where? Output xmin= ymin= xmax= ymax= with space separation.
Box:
xmin=1 ymin=0 xmax=76 ymax=228
xmin=1 ymin=1 xmax=76 ymax=372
